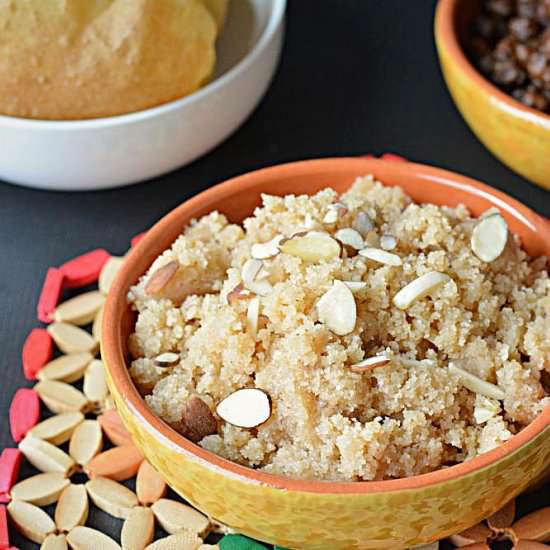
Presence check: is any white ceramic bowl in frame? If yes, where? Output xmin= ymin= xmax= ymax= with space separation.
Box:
xmin=0 ymin=0 xmax=285 ymax=191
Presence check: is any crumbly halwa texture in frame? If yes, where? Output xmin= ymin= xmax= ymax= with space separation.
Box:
xmin=127 ymin=177 xmax=550 ymax=481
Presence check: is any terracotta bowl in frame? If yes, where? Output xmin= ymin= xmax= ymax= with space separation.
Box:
xmin=102 ymin=158 xmax=550 ymax=550
xmin=434 ymin=0 xmax=550 ymax=191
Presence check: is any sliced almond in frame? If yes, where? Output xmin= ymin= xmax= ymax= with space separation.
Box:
xmin=322 ymin=210 xmax=339 ymax=224
xmin=240 ymin=259 xmax=272 ymax=296
xmin=67 ymin=526 xmax=121 ymax=550
xmin=136 ymin=460 xmax=167 ymax=505
xmin=152 ymin=498 xmax=210 ymax=536
xmin=335 ymin=228 xmax=364 ymax=250
xmin=19 ymin=435 xmax=76 ymax=476
xmin=349 ymin=354 xmax=391 ymax=373
xmin=85 ymin=477 xmax=138 ymax=519
xmin=471 ymin=213 xmax=508 ymax=263
xmin=173 ymin=395 xmax=218 ymax=444
xmin=341 ymin=281 xmax=367 ymax=292
xmin=35 ymin=380 xmax=88 ymax=413
xmin=11 ymin=472 xmax=70 ymax=506
xmin=450 ymin=522 xmax=492 ymax=547
xmin=380 ymin=234 xmax=397 ymax=251
xmin=358 ymin=247 xmax=402 ymax=266
xmin=323 ymin=203 xmax=348 ymax=224
xmin=98 ymin=409 xmax=133 ymax=446
xmin=7 ymin=499 xmax=56 ymax=544
xmin=83 ymin=360 xmax=109 ymax=405
xmin=92 ymin=304 xmax=104 ymax=342
xmin=246 ymin=297 xmax=260 ymax=337
xmin=55 ymin=484 xmax=89 ymax=533
xmin=251 ymin=235 xmax=283 ymax=260
xmin=37 ymin=352 xmax=93 ymax=383
xmin=41 ymin=534 xmax=68 ymax=550
xmin=473 ymin=394 xmax=501 ymax=424
xmin=153 ymin=352 xmax=180 ymax=368
xmin=145 ymin=530 xmax=202 ymax=550
xmin=121 ymin=506 xmax=155 ymax=550
xmin=54 ymin=291 xmax=105 ymax=326
xmin=216 ymin=388 xmax=271 ymax=429
xmin=69 ymin=420 xmax=103 ymax=466
xmin=279 ymin=231 xmax=341 ymax=262
xmin=226 ymin=284 xmax=252 ymax=306
xmin=145 ymin=261 xmax=179 ymax=296
xmin=353 ymin=211 xmax=375 ymax=235
xmin=509 ymin=507 xmax=550 ymax=542
xmin=316 ymin=280 xmax=357 ymax=336
xmin=99 ymin=256 xmax=125 ymax=295
xmin=85 ymin=445 xmax=143 ymax=481
xmin=392 ymin=271 xmax=450 ymax=310
xmin=488 ymin=499 xmax=516 ymax=532
xmin=449 ymin=363 xmax=505 ymax=401
xmin=29 ymin=412 xmax=85 ymax=445
xmin=47 ymin=323 xmax=98 ymax=355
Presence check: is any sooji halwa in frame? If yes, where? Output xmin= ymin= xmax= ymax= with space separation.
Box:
xmin=128 ymin=177 xmax=550 ymax=481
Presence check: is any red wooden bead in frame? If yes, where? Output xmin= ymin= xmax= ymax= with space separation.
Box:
xmin=0 ymin=505 xmax=9 ymax=549
xmin=37 ymin=267 xmax=65 ymax=323
xmin=60 ymin=249 xmax=111 ymax=288
xmin=0 ymin=449 xmax=22 ymax=504
xmin=380 ymin=152 xmax=407 ymax=162
xmin=131 ymin=232 xmax=147 ymax=247
xmin=21 ymin=328 xmax=53 ymax=380
xmin=9 ymin=389 xmax=40 ymax=443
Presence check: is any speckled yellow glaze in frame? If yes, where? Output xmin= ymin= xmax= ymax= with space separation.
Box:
xmin=102 ymin=158 xmax=550 ymax=550
xmin=435 ymin=0 xmax=550 ymax=191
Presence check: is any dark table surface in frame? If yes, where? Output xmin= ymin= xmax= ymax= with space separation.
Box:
xmin=0 ymin=1 xmax=548 ymax=548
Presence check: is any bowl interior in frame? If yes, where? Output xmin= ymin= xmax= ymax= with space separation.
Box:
xmin=106 ymin=157 xmax=550 ymax=493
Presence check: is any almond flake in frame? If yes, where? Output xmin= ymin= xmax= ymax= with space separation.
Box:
xmin=450 ymin=523 xmax=491 ymax=546
xmin=29 ymin=412 xmax=84 ymax=445
xmin=53 ymin=291 xmax=105 ymax=326
xmin=322 ymin=209 xmax=339 ymax=224
xmin=35 ymin=380 xmax=88 ymax=414
xmin=216 ymin=388 xmax=271 ymax=429
xmin=37 ymin=352 xmax=93 ymax=384
xmin=83 ymin=360 xmax=109 ymax=405
xmin=85 ymin=445 xmax=143 ymax=481
xmin=136 ymin=460 xmax=167 ymax=505
xmin=19 ymin=435 xmax=76 ymax=476
xmin=92 ymin=305 xmax=104 ymax=342
xmin=246 ymin=297 xmax=260 ymax=337
xmin=335 ymin=228 xmax=364 ymax=250
xmin=145 ymin=261 xmax=179 ymax=296
xmin=7 ymin=499 xmax=56 ymax=544
xmin=341 ymin=281 xmax=367 ymax=292
xmin=509 ymin=506 xmax=550 ymax=543
xmin=353 ymin=211 xmax=375 ymax=236
xmin=349 ymin=354 xmax=391 ymax=373
xmin=173 ymin=396 xmax=218 ymax=444
xmin=99 ymin=256 xmax=125 ymax=295
xmin=487 ymin=499 xmax=516 ymax=532
xmin=55 ymin=484 xmax=89 ymax=533
xmin=392 ymin=271 xmax=450 ymax=310
xmin=226 ymin=284 xmax=252 ymax=306
xmin=473 ymin=394 xmax=501 ymax=424
xmin=47 ymin=323 xmax=98 ymax=355
xmin=400 ymin=358 xmax=437 ymax=368
xmin=10 ymin=472 xmax=70 ymax=506
xmin=98 ymin=410 xmax=133 ymax=447
xmin=67 ymin=526 xmax=121 ymax=550
xmin=69 ymin=420 xmax=103 ymax=466
xmin=251 ymin=236 xmax=283 ymax=260
xmin=153 ymin=352 xmax=180 ymax=368
xmin=449 ymin=363 xmax=505 ymax=401
xmin=380 ymin=234 xmax=397 ymax=250
xmin=241 ymin=259 xmax=272 ymax=296
xmin=316 ymin=280 xmax=357 ymax=336
xmin=85 ymin=477 xmax=138 ymax=519
xmin=145 ymin=530 xmax=202 ymax=550
xmin=471 ymin=213 xmax=508 ymax=263
xmin=358 ymin=247 xmax=402 ymax=266
xmin=151 ymin=498 xmax=210 ymax=536
xmin=279 ymin=231 xmax=341 ymax=262
xmin=121 ymin=506 xmax=155 ymax=550
xmin=42 ymin=534 xmax=68 ymax=550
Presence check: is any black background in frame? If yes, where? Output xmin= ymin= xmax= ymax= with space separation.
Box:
xmin=0 ymin=1 xmax=548 ymax=548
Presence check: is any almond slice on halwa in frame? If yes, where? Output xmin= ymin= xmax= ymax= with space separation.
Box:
xmin=10 ymin=472 xmax=70 ymax=506
xmin=279 ymin=231 xmax=341 ymax=262
xmin=216 ymin=388 xmax=271 ymax=429
xmin=316 ymin=280 xmax=357 ymax=336
xmin=38 ymin=352 xmax=93 ymax=384
xmin=55 ymin=484 xmax=89 ymax=532
xmin=250 ymin=235 xmax=283 ymax=260
xmin=335 ymin=228 xmax=364 ymax=250
xmin=226 ymin=284 xmax=252 ymax=306
xmin=145 ymin=261 xmax=179 ymax=296
xmin=353 ymin=211 xmax=375 ymax=235
xmin=53 ymin=291 xmax=105 ymax=326
xmin=449 ymin=363 xmax=505 ymax=401
xmin=19 ymin=435 xmax=76 ymax=476
xmin=471 ymin=213 xmax=508 ymax=263
xmin=153 ymin=352 xmax=180 ymax=368
xmin=7 ymin=499 xmax=56 ymax=544
xmin=85 ymin=477 xmax=138 ymax=519
xmin=246 ymin=297 xmax=261 ymax=337
xmin=241 ymin=259 xmax=272 ymax=296
xmin=392 ymin=271 xmax=450 ymax=310
xmin=349 ymin=354 xmax=391 ymax=373
xmin=173 ymin=395 xmax=218 ymax=444
xmin=473 ymin=394 xmax=501 ymax=424
xmin=29 ymin=412 xmax=84 ymax=446
xmin=67 ymin=526 xmax=121 ymax=550
xmin=380 ymin=234 xmax=397 ymax=251
xmin=151 ymin=498 xmax=210 ymax=536
xmin=358 ymin=247 xmax=402 ymax=266
xmin=323 ymin=203 xmax=348 ymax=224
